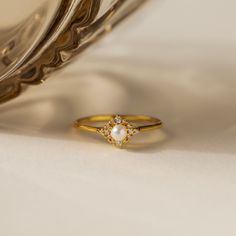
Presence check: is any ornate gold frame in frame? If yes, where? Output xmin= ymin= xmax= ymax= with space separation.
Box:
xmin=0 ymin=0 xmax=146 ymax=104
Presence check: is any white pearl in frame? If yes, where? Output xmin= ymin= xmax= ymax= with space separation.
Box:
xmin=111 ymin=125 xmax=127 ymax=141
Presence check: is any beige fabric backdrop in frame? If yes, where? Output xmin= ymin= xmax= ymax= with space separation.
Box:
xmin=0 ymin=1 xmax=236 ymax=235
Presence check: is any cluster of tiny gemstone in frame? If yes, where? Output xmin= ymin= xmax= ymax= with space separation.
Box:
xmin=97 ymin=115 xmax=139 ymax=147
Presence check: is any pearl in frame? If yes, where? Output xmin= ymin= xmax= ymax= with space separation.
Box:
xmin=111 ymin=125 xmax=127 ymax=141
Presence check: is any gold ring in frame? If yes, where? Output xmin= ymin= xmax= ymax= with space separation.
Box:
xmin=74 ymin=115 xmax=163 ymax=148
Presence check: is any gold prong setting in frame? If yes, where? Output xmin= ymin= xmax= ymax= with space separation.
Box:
xmin=97 ymin=115 xmax=139 ymax=148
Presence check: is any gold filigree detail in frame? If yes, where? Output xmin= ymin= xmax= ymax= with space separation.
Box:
xmin=97 ymin=115 xmax=139 ymax=148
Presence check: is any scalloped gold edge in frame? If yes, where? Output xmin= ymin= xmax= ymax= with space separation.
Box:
xmin=0 ymin=0 xmax=147 ymax=104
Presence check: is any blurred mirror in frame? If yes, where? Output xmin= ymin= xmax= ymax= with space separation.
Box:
xmin=0 ymin=0 xmax=146 ymax=103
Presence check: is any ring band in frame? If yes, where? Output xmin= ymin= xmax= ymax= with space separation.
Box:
xmin=74 ymin=115 xmax=163 ymax=148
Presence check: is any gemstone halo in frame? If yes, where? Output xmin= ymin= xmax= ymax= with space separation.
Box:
xmin=97 ymin=115 xmax=139 ymax=148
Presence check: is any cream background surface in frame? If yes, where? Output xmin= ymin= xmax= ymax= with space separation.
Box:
xmin=0 ymin=1 xmax=236 ymax=235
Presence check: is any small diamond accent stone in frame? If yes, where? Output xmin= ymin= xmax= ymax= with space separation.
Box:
xmin=114 ymin=116 xmax=122 ymax=124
